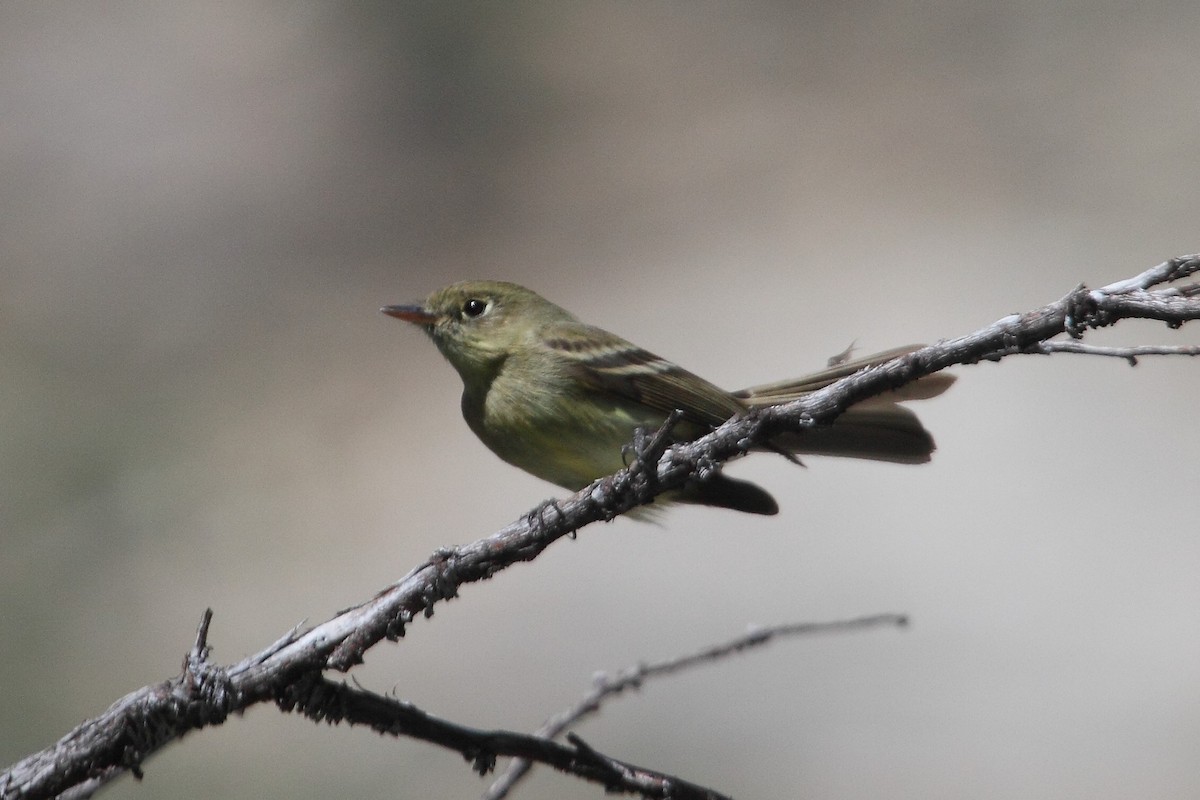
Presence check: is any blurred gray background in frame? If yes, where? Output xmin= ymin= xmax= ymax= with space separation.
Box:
xmin=3 ymin=3 xmax=1199 ymax=798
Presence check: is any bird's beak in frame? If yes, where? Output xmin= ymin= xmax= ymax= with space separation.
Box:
xmin=381 ymin=304 xmax=439 ymax=325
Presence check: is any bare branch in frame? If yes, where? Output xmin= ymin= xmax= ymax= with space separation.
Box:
xmin=1031 ymin=341 xmax=1200 ymax=365
xmin=3 ymin=254 xmax=1198 ymax=800
xmin=277 ymin=675 xmax=732 ymax=800
xmin=1097 ymin=255 xmax=1200 ymax=293
xmin=483 ymin=614 xmax=907 ymax=800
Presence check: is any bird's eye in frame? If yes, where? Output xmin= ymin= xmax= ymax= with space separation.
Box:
xmin=462 ymin=298 xmax=488 ymax=318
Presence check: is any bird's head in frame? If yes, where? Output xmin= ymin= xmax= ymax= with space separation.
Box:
xmin=383 ymin=280 xmax=575 ymax=380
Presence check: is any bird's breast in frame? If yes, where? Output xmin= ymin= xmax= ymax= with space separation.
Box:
xmin=461 ymin=366 xmax=666 ymax=491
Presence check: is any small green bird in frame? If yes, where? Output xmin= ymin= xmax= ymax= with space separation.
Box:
xmin=384 ymin=281 xmax=953 ymax=515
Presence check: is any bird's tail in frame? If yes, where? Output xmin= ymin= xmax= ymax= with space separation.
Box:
xmin=732 ymin=345 xmax=955 ymax=465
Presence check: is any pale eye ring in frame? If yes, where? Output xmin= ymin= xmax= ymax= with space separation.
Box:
xmin=462 ymin=298 xmax=488 ymax=318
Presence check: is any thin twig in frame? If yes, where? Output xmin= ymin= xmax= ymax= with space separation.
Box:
xmin=1032 ymin=341 xmax=1200 ymax=365
xmin=278 ymin=675 xmax=732 ymax=800
xmin=483 ymin=614 xmax=907 ymax=799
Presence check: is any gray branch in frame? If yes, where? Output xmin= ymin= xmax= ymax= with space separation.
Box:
xmin=3 ymin=254 xmax=1198 ymax=800
xmin=1026 ymin=341 xmax=1200 ymax=365
xmin=277 ymin=673 xmax=734 ymax=800
xmin=482 ymin=614 xmax=907 ymax=800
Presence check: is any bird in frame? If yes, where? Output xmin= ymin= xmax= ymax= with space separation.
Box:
xmin=383 ymin=280 xmax=953 ymax=515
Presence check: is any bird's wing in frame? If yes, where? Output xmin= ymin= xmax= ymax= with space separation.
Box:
xmin=732 ymin=344 xmax=954 ymax=464
xmin=733 ymin=344 xmax=955 ymax=405
xmin=541 ymin=322 xmax=744 ymax=429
